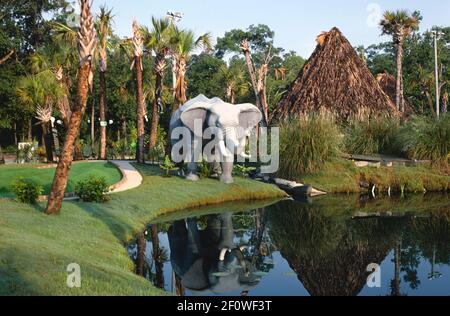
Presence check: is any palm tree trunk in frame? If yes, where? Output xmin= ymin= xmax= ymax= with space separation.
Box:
xmin=149 ymin=59 xmax=165 ymax=151
xmin=395 ymin=43 xmax=404 ymax=112
xmin=135 ymin=55 xmax=145 ymax=163
xmin=42 ymin=122 xmax=54 ymax=162
xmin=91 ymin=99 xmax=95 ymax=145
xmin=46 ymin=62 xmax=92 ymax=214
xmin=13 ymin=122 xmax=17 ymax=145
xmin=172 ymin=58 xmax=187 ymax=113
xmin=136 ymin=232 xmax=146 ymax=276
xmin=151 ymin=225 xmax=165 ymax=289
xmin=28 ymin=118 xmax=32 ymax=142
xmin=99 ymin=70 xmax=107 ymax=159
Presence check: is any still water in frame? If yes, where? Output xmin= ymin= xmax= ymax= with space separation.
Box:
xmin=127 ymin=194 xmax=450 ymax=296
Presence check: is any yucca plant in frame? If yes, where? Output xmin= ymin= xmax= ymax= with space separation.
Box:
xmin=398 ymin=114 xmax=450 ymax=164
xmin=278 ymin=111 xmax=342 ymax=179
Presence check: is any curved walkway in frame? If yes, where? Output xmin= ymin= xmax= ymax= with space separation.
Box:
xmin=108 ymin=160 xmax=143 ymax=193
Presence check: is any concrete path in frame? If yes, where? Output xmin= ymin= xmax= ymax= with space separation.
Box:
xmin=108 ymin=160 xmax=143 ymax=193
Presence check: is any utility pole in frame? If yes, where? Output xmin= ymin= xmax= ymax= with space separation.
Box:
xmin=432 ymin=30 xmax=444 ymax=119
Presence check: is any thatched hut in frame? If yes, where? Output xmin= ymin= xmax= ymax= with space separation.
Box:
xmin=376 ymin=72 xmax=415 ymax=116
xmin=272 ymin=27 xmax=398 ymax=122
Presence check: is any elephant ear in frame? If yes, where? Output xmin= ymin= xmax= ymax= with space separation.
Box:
xmin=237 ymin=103 xmax=262 ymax=131
xmin=180 ymin=96 xmax=211 ymax=137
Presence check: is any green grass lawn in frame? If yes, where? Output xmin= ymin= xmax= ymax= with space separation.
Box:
xmin=0 ymin=161 xmax=122 ymax=198
xmin=298 ymin=160 xmax=450 ymax=194
xmin=0 ymin=163 xmax=285 ymax=295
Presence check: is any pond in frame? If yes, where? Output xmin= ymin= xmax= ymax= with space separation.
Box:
xmin=127 ymin=194 xmax=450 ymax=296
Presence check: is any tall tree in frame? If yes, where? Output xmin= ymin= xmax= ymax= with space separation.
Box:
xmin=171 ymin=28 xmax=212 ymax=113
xmin=380 ymin=10 xmax=420 ymax=113
xmin=240 ymin=39 xmax=273 ymax=125
xmin=95 ymin=6 xmax=114 ymax=159
xmin=46 ymin=0 xmax=97 ymax=215
xmin=131 ymin=19 xmax=145 ymax=163
xmin=143 ymin=17 xmax=172 ymax=151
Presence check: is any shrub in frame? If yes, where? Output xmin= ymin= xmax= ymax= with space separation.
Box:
xmin=343 ymin=115 xmax=400 ymax=156
xmin=160 ymin=156 xmax=178 ymax=177
xmin=74 ymin=175 xmax=110 ymax=202
xmin=11 ymin=177 xmax=43 ymax=204
xmin=398 ymin=114 xmax=450 ymax=164
xmin=233 ymin=164 xmax=257 ymax=178
xmin=278 ymin=111 xmax=342 ymax=179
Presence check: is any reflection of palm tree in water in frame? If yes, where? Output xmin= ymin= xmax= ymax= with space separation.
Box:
xmin=151 ymin=225 xmax=165 ymax=289
xmin=134 ymin=226 xmax=167 ymax=289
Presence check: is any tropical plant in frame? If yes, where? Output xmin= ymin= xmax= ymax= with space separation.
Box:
xmin=95 ymin=6 xmax=114 ymax=159
xmin=46 ymin=0 xmax=97 ymax=215
xmin=143 ymin=17 xmax=173 ymax=151
xmin=131 ymin=19 xmax=145 ymax=163
xmin=278 ymin=112 xmax=342 ymax=178
xmin=171 ymin=27 xmax=212 ymax=113
xmin=380 ymin=10 xmax=420 ymax=113
xmin=16 ymin=72 xmax=63 ymax=162
xmin=217 ymin=63 xmax=249 ymax=104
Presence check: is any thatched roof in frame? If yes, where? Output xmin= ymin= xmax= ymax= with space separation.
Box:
xmin=272 ymin=27 xmax=398 ymax=121
xmin=376 ymin=72 xmax=415 ymax=116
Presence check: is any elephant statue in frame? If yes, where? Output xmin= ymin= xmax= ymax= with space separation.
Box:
xmin=170 ymin=94 xmax=262 ymax=184
xmin=168 ymin=213 xmax=261 ymax=295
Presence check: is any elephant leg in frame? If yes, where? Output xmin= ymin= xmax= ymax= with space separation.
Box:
xmin=186 ymin=161 xmax=199 ymax=181
xmin=220 ymin=161 xmax=234 ymax=184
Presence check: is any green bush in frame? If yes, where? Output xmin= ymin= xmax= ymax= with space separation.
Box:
xmin=160 ymin=156 xmax=178 ymax=177
xmin=233 ymin=164 xmax=257 ymax=178
xmin=343 ymin=115 xmax=400 ymax=156
xmin=74 ymin=175 xmax=110 ymax=202
xmin=278 ymin=112 xmax=342 ymax=179
xmin=11 ymin=177 xmax=43 ymax=204
xmin=398 ymin=114 xmax=450 ymax=164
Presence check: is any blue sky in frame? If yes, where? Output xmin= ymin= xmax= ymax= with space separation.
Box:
xmin=84 ymin=0 xmax=450 ymax=58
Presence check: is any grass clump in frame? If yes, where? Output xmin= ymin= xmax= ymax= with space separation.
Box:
xmin=397 ymin=114 xmax=450 ymax=165
xmin=343 ymin=114 xmax=400 ymax=155
xmin=74 ymin=175 xmax=110 ymax=202
xmin=278 ymin=112 xmax=342 ymax=179
xmin=10 ymin=177 xmax=43 ymax=204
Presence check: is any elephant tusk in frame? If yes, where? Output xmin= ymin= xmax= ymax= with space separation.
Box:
xmin=219 ymin=248 xmax=231 ymax=261
xmin=219 ymin=140 xmax=232 ymax=158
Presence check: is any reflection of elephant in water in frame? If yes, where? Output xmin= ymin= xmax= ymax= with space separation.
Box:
xmin=168 ymin=213 xmax=260 ymax=294
xmin=170 ymin=95 xmax=262 ymax=184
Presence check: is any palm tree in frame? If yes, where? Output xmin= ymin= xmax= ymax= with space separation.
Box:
xmin=16 ymin=73 xmax=63 ymax=162
xmin=96 ymin=6 xmax=114 ymax=160
xmin=131 ymin=19 xmax=145 ymax=163
xmin=143 ymin=17 xmax=172 ymax=151
xmin=218 ymin=64 xmax=249 ymax=104
xmin=46 ymin=0 xmax=97 ymax=215
xmin=380 ymin=10 xmax=420 ymax=113
xmin=171 ymin=28 xmax=212 ymax=113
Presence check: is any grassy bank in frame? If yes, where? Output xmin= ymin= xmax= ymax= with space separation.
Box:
xmin=0 ymin=164 xmax=285 ymax=295
xmin=0 ymin=161 xmax=122 ymax=198
xmin=298 ymin=160 xmax=450 ymax=194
